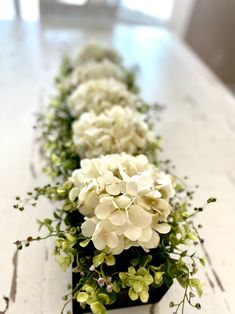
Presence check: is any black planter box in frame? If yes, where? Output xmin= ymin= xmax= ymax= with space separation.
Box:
xmin=66 ymin=212 xmax=170 ymax=313
xmin=72 ymin=270 xmax=169 ymax=313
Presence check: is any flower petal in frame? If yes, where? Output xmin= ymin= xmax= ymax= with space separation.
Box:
xmin=155 ymin=223 xmax=171 ymax=234
xmin=106 ymin=182 xmax=120 ymax=196
xmin=109 ymin=210 xmax=127 ymax=226
xmin=92 ymin=228 xmax=106 ymax=250
xmin=114 ymin=195 xmax=131 ymax=208
xmin=95 ymin=202 xmax=114 ymax=220
xmin=126 ymin=181 xmax=138 ymax=196
xmin=129 ymin=205 xmax=152 ymax=228
xmin=84 ymin=190 xmax=99 ymax=209
xmin=112 ymin=236 xmax=124 ymax=254
xmin=139 ymin=231 xmax=160 ymax=249
xmin=81 ymin=218 xmax=97 ymax=237
xmin=69 ymin=187 xmax=80 ymax=202
xmin=157 ymin=176 xmax=175 ymax=199
xmin=124 ymin=224 xmax=142 ymax=241
xmin=153 ymin=199 xmax=171 ymax=219
xmin=106 ymin=232 xmax=119 ymax=249
xmin=138 ymin=228 xmax=153 ymax=242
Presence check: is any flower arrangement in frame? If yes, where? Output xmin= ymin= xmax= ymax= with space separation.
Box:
xmin=75 ymin=42 xmax=122 ymax=65
xmin=72 ymin=106 xmax=160 ymax=159
xmin=15 ymin=42 xmax=216 ymax=314
xmin=69 ymin=153 xmax=174 ymax=253
xmin=71 ymin=60 xmax=128 ymax=86
xmin=67 ymin=78 xmax=141 ymax=118
xmin=36 ymin=45 xmax=139 ymax=180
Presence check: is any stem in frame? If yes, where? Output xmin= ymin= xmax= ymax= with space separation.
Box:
xmin=173 ymin=272 xmax=190 ymax=314
xmin=15 ymin=232 xmax=62 ymax=246
xmin=60 ymin=297 xmax=72 ymax=314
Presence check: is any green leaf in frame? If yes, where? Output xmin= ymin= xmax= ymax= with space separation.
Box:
xmin=140 ymin=255 xmax=152 ymax=267
xmin=136 ymin=267 xmax=147 ymax=276
xmin=199 ymin=257 xmax=206 ymax=266
xmin=93 ymin=253 xmax=105 ymax=267
xmin=189 ymin=278 xmax=203 ymax=297
xmin=36 ymin=219 xmax=43 ymax=230
xmin=44 ymin=218 xmax=52 ymax=225
xmin=128 ymin=266 xmax=136 ymax=276
xmin=113 ymin=281 xmax=121 ymax=293
xmin=164 ymin=274 xmax=174 ymax=288
xmin=139 ymin=290 xmax=149 ymax=303
xmin=55 ymin=255 xmax=71 ymax=271
xmin=108 ymin=292 xmax=116 ymax=304
xmin=119 ymin=272 xmax=127 ymax=282
xmin=90 ymin=301 xmax=107 ymax=314
xmin=177 ymin=259 xmax=189 ymax=275
xmin=154 ymin=272 xmax=164 ymax=285
xmin=83 ymin=284 xmax=95 ymax=294
xmin=128 ymin=288 xmax=138 ymax=301
xmin=189 ymin=278 xmax=201 ymax=288
xmin=79 ymin=238 xmax=90 ymax=247
xmin=196 ymin=285 xmax=203 ymax=298
xmin=144 ymin=274 xmax=154 ymax=285
xmin=98 ymin=293 xmax=110 ymax=305
xmin=47 ymin=224 xmax=53 ymax=233
xmin=66 ymin=233 xmax=77 ymax=242
xmin=77 ymin=292 xmax=88 ymax=303
xmin=169 ymin=234 xmax=179 ymax=246
xmin=181 ymin=250 xmax=188 ymax=257
xmin=187 ymin=232 xmax=198 ymax=241
xmin=105 ymin=255 xmax=115 ymax=266
xmin=53 ymin=211 xmax=60 ymax=219
xmin=177 ymin=276 xmax=187 ymax=289
xmin=133 ymin=281 xmax=144 ymax=293
xmin=175 ymin=183 xmax=185 ymax=193
xmin=131 ymin=258 xmax=139 ymax=266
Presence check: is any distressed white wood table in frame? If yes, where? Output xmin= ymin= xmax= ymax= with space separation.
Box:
xmin=0 ymin=20 xmax=234 ymax=314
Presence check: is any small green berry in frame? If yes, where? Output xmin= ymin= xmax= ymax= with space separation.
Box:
xmin=169 ymin=301 xmax=174 ymax=307
xmin=195 ymin=303 xmax=201 ymax=309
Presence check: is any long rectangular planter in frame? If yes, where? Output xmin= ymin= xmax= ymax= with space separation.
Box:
xmin=72 ymin=270 xmax=169 ymax=313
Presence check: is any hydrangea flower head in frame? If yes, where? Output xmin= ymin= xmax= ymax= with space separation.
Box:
xmin=69 ymin=154 xmax=175 ymax=254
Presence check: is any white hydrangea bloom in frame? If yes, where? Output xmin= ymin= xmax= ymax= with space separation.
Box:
xmin=72 ymin=106 xmax=158 ymax=159
xmin=69 ymin=154 xmax=175 ymax=254
xmin=70 ymin=60 xmax=127 ymax=86
xmin=76 ymin=42 xmax=122 ymax=65
xmin=67 ymin=78 xmax=140 ymax=117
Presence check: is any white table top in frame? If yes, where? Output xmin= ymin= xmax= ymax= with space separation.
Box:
xmin=0 ymin=20 xmax=234 ymax=314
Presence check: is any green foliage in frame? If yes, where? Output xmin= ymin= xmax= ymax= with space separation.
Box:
xmin=90 ymin=301 xmax=107 ymax=314
xmin=119 ymin=266 xmax=153 ymax=303
xmin=93 ymin=253 xmax=116 ymax=267
xmin=55 ymin=255 xmax=72 ymax=272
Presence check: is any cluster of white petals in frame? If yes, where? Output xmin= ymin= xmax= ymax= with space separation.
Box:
xmin=76 ymin=42 xmax=122 ymax=65
xmin=70 ymin=60 xmax=126 ymax=86
xmin=72 ymin=106 xmax=157 ymax=159
xmin=69 ymin=154 xmax=175 ymax=254
xmin=67 ymin=78 xmax=140 ymax=117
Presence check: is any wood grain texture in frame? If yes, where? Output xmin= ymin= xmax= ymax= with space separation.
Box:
xmin=0 ymin=20 xmax=234 ymax=314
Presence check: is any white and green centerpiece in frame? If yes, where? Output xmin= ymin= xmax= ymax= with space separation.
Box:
xmin=14 ymin=42 xmax=215 ymax=314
